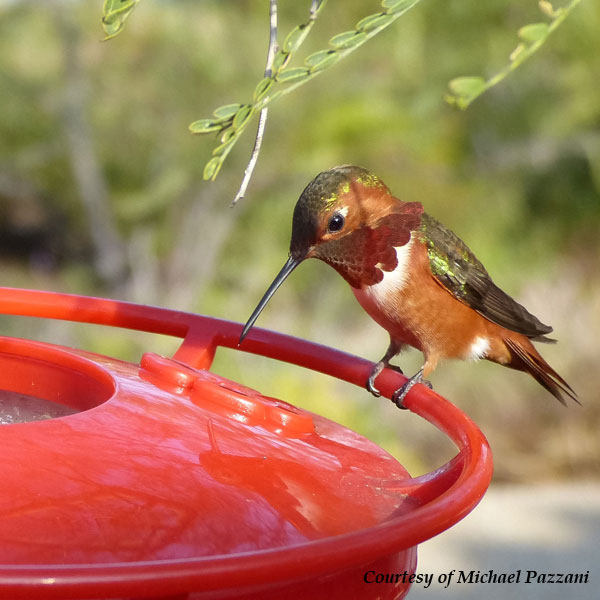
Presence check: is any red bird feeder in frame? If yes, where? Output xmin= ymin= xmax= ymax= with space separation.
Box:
xmin=0 ymin=288 xmax=492 ymax=600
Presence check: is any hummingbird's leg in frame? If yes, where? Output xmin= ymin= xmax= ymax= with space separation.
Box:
xmin=391 ymin=366 xmax=427 ymax=409
xmin=366 ymin=340 xmax=403 ymax=397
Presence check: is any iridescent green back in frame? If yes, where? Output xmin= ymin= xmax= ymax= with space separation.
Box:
xmin=417 ymin=213 xmax=553 ymax=339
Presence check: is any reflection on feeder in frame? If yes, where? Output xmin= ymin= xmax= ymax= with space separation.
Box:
xmin=0 ymin=391 xmax=78 ymax=424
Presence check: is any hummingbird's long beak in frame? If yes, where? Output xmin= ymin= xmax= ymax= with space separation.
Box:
xmin=238 ymin=255 xmax=303 ymax=345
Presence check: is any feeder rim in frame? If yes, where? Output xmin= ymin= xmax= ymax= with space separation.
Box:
xmin=0 ymin=287 xmax=492 ymax=597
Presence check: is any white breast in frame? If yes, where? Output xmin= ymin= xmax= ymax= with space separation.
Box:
xmin=351 ymin=240 xmax=413 ymax=325
xmin=362 ymin=240 xmax=413 ymax=304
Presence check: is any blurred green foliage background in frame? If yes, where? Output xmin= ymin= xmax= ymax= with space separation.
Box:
xmin=0 ymin=0 xmax=598 ymax=481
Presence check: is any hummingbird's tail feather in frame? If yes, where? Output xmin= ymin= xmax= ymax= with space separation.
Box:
xmin=504 ymin=337 xmax=578 ymax=406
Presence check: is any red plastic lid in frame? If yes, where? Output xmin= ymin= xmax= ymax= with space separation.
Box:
xmin=0 ymin=288 xmax=492 ymax=599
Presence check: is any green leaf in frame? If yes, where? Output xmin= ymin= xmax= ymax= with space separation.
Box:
xmin=272 ymin=50 xmax=291 ymax=73
xmin=329 ymin=30 xmax=367 ymax=49
xmin=219 ymin=128 xmax=236 ymax=143
xmin=448 ymin=76 xmax=486 ymax=98
xmin=253 ymin=77 xmax=275 ymax=102
xmin=283 ymin=24 xmax=310 ymax=54
xmin=188 ymin=119 xmax=223 ymax=134
xmin=275 ymin=67 xmax=310 ymax=83
xmin=203 ymin=157 xmax=222 ymax=181
xmin=539 ymin=0 xmax=557 ymax=18
xmin=232 ymin=105 xmax=253 ymax=130
xmin=212 ymin=137 xmax=236 ymax=157
xmin=356 ymin=12 xmax=392 ymax=33
xmin=102 ymin=0 xmax=140 ymax=40
xmin=382 ymin=0 xmax=417 ymax=14
xmin=264 ymin=90 xmax=282 ymax=104
xmin=518 ymin=22 xmax=550 ymax=43
xmin=304 ymin=50 xmax=339 ymax=71
xmin=509 ymin=43 xmax=526 ymax=62
xmin=213 ymin=103 xmax=243 ymax=120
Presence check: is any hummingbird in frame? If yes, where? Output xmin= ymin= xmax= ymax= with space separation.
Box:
xmin=239 ymin=165 xmax=577 ymax=407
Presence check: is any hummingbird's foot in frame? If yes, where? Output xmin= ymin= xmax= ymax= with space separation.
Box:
xmin=366 ymin=362 xmax=404 ymax=398
xmin=391 ymin=367 xmax=425 ymax=410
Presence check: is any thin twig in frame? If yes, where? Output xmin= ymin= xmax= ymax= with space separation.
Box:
xmin=309 ymin=0 xmax=322 ymax=22
xmin=232 ymin=0 xmax=278 ymax=206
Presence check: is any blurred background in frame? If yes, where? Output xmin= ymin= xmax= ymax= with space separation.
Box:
xmin=0 ymin=0 xmax=598 ymax=546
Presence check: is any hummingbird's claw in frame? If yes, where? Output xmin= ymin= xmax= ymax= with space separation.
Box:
xmin=367 ymin=362 xmax=404 ymax=398
xmin=367 ymin=381 xmax=381 ymax=398
xmin=391 ymin=385 xmax=410 ymax=410
xmin=390 ymin=367 xmax=427 ymax=410
xmin=366 ymin=362 xmax=384 ymax=397
xmin=367 ymin=341 xmax=404 ymax=398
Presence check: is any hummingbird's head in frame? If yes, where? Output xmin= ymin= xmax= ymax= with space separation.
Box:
xmin=289 ymin=165 xmax=390 ymax=260
xmin=239 ymin=166 xmax=423 ymax=344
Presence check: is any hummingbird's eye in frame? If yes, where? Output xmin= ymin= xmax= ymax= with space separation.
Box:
xmin=327 ymin=212 xmax=345 ymax=233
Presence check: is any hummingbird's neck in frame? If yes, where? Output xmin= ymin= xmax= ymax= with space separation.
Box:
xmin=315 ymin=205 xmax=423 ymax=288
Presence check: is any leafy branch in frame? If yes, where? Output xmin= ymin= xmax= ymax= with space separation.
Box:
xmin=231 ymin=0 xmax=280 ymax=206
xmin=101 ymin=0 xmax=582 ymax=201
xmin=189 ymin=0 xmax=424 ymax=185
xmin=446 ymin=0 xmax=582 ymax=109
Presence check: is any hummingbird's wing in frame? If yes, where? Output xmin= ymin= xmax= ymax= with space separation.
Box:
xmin=419 ymin=214 xmax=553 ymax=339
